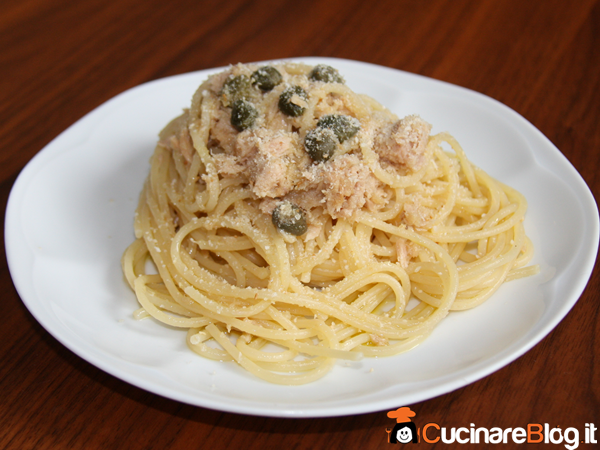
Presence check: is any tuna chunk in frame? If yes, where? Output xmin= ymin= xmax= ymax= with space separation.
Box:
xmin=375 ymin=115 xmax=431 ymax=172
xmin=321 ymin=154 xmax=383 ymax=219
xmin=213 ymin=129 xmax=309 ymax=199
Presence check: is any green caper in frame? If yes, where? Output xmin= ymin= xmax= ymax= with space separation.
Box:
xmin=316 ymin=114 xmax=360 ymax=142
xmin=272 ymin=201 xmax=307 ymax=236
xmin=304 ymin=127 xmax=338 ymax=162
xmin=230 ymin=99 xmax=258 ymax=131
xmin=278 ymin=85 xmax=308 ymax=117
xmin=251 ymin=66 xmax=283 ymax=91
xmin=308 ymin=64 xmax=344 ymax=83
xmin=220 ymin=74 xmax=253 ymax=107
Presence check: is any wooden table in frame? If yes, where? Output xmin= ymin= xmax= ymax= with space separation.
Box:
xmin=2 ymin=0 xmax=599 ymax=448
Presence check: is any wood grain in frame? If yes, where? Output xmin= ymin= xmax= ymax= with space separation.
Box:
xmin=1 ymin=0 xmax=598 ymax=448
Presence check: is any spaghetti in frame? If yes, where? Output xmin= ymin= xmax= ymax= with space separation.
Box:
xmin=122 ymin=62 xmax=538 ymax=384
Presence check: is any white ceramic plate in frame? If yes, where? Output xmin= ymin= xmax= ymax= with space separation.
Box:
xmin=6 ymin=58 xmax=599 ymax=418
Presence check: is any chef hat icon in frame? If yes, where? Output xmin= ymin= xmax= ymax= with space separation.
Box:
xmin=387 ymin=406 xmax=416 ymax=423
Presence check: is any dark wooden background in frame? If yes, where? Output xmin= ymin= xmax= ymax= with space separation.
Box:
xmin=1 ymin=0 xmax=599 ymax=448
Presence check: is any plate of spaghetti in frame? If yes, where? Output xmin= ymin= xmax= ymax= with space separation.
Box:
xmin=6 ymin=58 xmax=599 ymax=417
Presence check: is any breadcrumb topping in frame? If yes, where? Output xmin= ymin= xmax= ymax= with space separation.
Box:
xmin=163 ymin=63 xmax=433 ymax=225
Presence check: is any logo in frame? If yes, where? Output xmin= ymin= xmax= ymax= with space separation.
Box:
xmin=384 ymin=407 xmax=598 ymax=448
xmin=386 ymin=407 xmax=419 ymax=444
